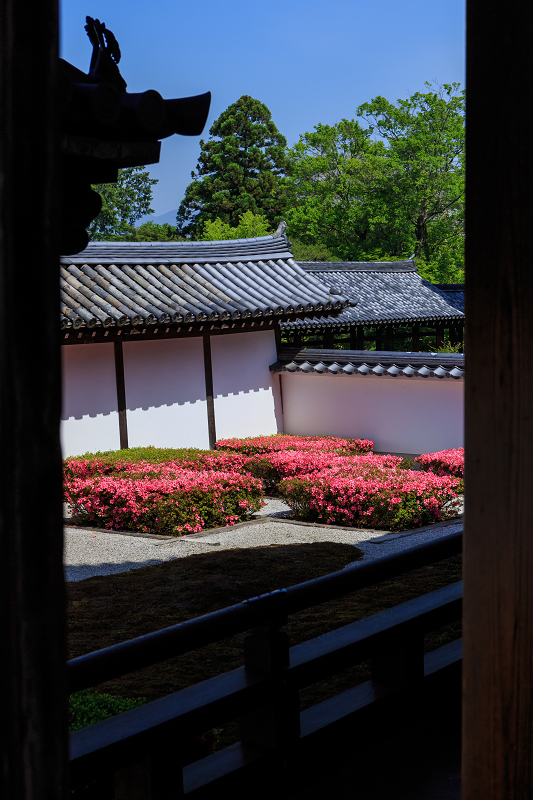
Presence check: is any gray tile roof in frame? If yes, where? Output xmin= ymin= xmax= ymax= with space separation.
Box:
xmin=281 ymin=261 xmax=465 ymax=330
xmin=271 ymin=348 xmax=465 ymax=380
xmin=60 ymin=237 xmax=350 ymax=330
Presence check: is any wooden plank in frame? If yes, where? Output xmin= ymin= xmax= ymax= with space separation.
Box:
xmin=114 ymin=340 xmax=129 ymax=449
xmin=203 ymin=333 xmax=217 ymax=450
xmin=0 ymin=2 xmax=68 ymax=799
xmin=463 ymin=3 xmax=533 ymax=797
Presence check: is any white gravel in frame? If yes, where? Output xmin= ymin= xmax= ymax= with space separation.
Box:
xmin=64 ymin=506 xmax=463 ymax=583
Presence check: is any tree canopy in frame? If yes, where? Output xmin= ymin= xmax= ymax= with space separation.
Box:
xmin=286 ymin=83 xmax=465 ymax=282
xmin=88 ymin=166 xmax=158 ymax=240
xmin=199 ymin=211 xmax=271 ymax=241
xmin=176 ymin=95 xmax=290 ymax=238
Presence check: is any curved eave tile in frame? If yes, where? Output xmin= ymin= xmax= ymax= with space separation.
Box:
xmin=270 ymin=359 xmax=465 ymax=380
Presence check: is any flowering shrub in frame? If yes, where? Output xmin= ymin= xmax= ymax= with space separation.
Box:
xmin=63 ymin=440 xmax=461 ymax=536
xmin=64 ymin=469 xmax=263 ymax=536
xmin=244 ymin=451 xmax=401 ymax=492
xmin=415 ymin=448 xmax=464 ymax=487
xmin=216 ymin=434 xmax=374 ymax=456
xmin=278 ymin=467 xmax=461 ymax=531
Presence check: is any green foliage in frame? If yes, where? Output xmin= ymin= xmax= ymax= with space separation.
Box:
xmin=64 ymin=445 xmax=207 ymax=468
xmin=289 ymin=237 xmax=337 ymax=261
xmin=176 ymin=95 xmax=290 ymax=237
xmin=430 ymin=338 xmax=464 ymax=354
xmin=286 ymin=83 xmax=465 ymax=282
xmin=199 ymin=210 xmax=271 ymax=240
xmin=88 ymin=166 xmax=158 ymax=240
xmin=130 ymin=221 xmax=183 ymax=241
xmin=69 ymin=690 xmax=144 ymax=732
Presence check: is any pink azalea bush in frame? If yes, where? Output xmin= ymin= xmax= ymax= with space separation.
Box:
xmin=215 ymin=434 xmax=374 ymax=457
xmin=278 ymin=467 xmax=461 ymax=531
xmin=243 ymin=451 xmax=401 ymax=492
xmin=63 ymin=439 xmax=462 ymax=535
xmin=64 ymin=469 xmax=263 ymax=535
xmin=415 ymin=448 xmax=464 ymax=488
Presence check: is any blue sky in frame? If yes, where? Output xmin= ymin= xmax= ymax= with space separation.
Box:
xmin=60 ymin=0 xmax=465 ymax=218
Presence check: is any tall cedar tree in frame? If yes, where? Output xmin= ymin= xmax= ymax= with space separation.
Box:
xmin=176 ymin=96 xmax=290 ymax=238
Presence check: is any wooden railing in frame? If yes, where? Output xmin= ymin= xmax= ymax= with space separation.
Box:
xmin=69 ymin=530 xmax=462 ymax=798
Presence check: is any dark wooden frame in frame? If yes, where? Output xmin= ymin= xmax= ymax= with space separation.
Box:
xmin=463 ymin=3 xmax=533 ymax=795
xmin=0 ymin=2 xmax=68 ymax=798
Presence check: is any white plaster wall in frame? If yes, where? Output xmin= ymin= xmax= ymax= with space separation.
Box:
xmin=211 ymin=329 xmax=281 ymax=439
xmin=123 ymin=337 xmax=209 ymax=449
xmin=281 ymin=373 xmax=464 ymax=455
xmin=61 ymin=343 xmax=120 ymax=457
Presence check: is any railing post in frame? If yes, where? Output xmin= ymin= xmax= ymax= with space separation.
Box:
xmin=114 ymin=742 xmax=184 ymax=799
xmin=371 ymin=631 xmax=425 ymax=687
xmin=239 ymin=590 xmax=300 ymax=755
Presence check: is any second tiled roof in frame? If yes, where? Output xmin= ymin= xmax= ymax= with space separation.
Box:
xmin=282 ymin=260 xmax=464 ymax=329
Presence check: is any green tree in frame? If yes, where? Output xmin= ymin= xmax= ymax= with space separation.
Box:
xmin=285 ymin=119 xmax=391 ymax=260
xmin=286 ymin=83 xmax=465 ymax=282
xmin=88 ymin=166 xmax=158 ymax=240
xmin=199 ymin=211 xmax=271 ymax=240
xmin=176 ymin=96 xmax=290 ymax=238
xmin=130 ymin=221 xmax=182 ymax=241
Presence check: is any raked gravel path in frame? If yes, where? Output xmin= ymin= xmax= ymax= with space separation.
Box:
xmin=64 ymin=496 xmax=463 ymax=583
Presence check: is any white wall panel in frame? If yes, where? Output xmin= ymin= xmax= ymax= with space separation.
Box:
xmin=61 ymin=343 xmax=120 ymax=457
xmin=211 ymin=330 xmax=281 ymax=440
xmin=281 ymin=373 xmax=464 ymax=455
xmin=123 ymin=337 xmax=209 ymax=449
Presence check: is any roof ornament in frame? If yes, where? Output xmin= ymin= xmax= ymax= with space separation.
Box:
xmin=59 ymin=18 xmax=211 ymax=254
xmin=273 ymin=220 xmax=287 ymax=238
xmin=84 ymin=17 xmax=127 ymax=92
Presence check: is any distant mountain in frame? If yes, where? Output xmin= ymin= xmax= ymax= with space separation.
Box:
xmin=136 ymin=209 xmax=179 ymax=227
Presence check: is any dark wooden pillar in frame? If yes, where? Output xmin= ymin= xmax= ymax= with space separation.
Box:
xmin=464 ymin=2 xmax=533 ymax=797
xmin=435 ymin=323 xmax=444 ymax=350
xmin=375 ymin=326 xmax=383 ymax=351
xmin=0 ymin=2 xmax=68 ymax=799
xmin=384 ymin=325 xmax=394 ymax=351
xmin=274 ymin=321 xmax=282 ymax=353
xmin=203 ymin=334 xmax=217 ymax=449
xmin=449 ymin=324 xmax=460 ymax=347
xmin=323 ymin=327 xmax=334 ymax=349
xmin=114 ymin=340 xmax=129 ymax=449
xmin=350 ymin=325 xmax=365 ymax=350
xmin=411 ymin=323 xmax=420 ymax=352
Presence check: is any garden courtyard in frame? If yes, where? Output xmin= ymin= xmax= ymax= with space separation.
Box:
xmin=64 ymin=435 xmax=463 ymax=734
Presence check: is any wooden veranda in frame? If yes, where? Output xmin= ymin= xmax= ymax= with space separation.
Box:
xmin=2 ymin=1 xmax=532 ymax=798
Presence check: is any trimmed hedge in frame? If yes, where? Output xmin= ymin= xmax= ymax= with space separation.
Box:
xmin=64 ymin=468 xmax=264 ymax=535
xmin=215 ymin=434 xmax=374 ymax=456
xmin=64 ymin=439 xmax=462 ymax=534
xmin=415 ymin=447 xmax=464 ymax=492
xmin=278 ymin=465 xmax=461 ymax=531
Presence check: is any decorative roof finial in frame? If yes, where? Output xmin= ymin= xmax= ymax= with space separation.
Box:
xmin=84 ymin=16 xmax=127 ymax=92
xmin=273 ymin=220 xmax=287 ymax=238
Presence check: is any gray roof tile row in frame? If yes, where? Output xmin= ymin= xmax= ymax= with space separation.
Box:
xmin=281 ymin=261 xmax=464 ymax=329
xmin=60 ymin=238 xmax=350 ymax=329
xmin=271 ymin=348 xmax=465 ymax=380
